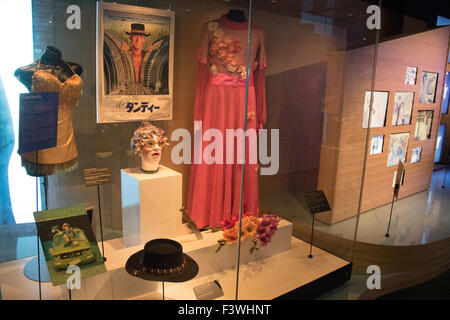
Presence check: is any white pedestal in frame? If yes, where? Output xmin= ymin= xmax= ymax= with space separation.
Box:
xmin=121 ymin=166 xmax=187 ymax=247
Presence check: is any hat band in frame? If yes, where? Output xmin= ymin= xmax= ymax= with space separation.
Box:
xmin=133 ymin=258 xmax=186 ymax=276
xmin=129 ymin=30 xmax=147 ymax=35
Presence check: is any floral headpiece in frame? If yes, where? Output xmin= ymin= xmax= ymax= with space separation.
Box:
xmin=130 ymin=121 xmax=169 ymax=155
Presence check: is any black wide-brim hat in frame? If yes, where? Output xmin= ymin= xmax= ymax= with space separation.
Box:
xmin=126 ymin=238 xmax=199 ymax=282
xmin=125 ymin=23 xmax=151 ymax=37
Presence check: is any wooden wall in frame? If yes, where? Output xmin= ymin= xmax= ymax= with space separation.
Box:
xmin=256 ymin=10 xmax=346 ymax=201
xmin=317 ymin=27 xmax=450 ymax=224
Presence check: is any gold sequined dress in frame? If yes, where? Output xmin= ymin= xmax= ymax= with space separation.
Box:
xmin=21 ymin=70 xmax=83 ymax=176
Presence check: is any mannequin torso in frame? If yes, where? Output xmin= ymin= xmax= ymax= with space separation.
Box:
xmin=14 ymin=46 xmax=82 ymax=91
xmin=14 ymin=46 xmax=83 ymax=177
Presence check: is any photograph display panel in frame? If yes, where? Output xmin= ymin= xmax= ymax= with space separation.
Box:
xmin=411 ymin=146 xmax=422 ymax=163
xmin=387 ymin=132 xmax=410 ymax=167
xmin=370 ymin=135 xmax=384 ymax=155
xmin=362 ymin=91 xmax=389 ymax=128
xmin=414 ymin=110 xmax=434 ymax=141
xmin=419 ymin=71 xmax=438 ymax=104
xmin=405 ymin=66 xmax=418 ymax=85
xmin=392 ymin=92 xmax=414 ymax=126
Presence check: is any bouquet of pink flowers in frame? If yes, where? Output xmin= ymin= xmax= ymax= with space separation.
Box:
xmin=216 ymin=212 xmax=280 ymax=254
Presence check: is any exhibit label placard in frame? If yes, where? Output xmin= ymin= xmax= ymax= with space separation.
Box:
xmin=18 ymin=92 xmax=59 ymax=155
xmin=304 ymin=191 xmax=331 ymax=214
xmin=83 ymin=168 xmax=113 ymax=187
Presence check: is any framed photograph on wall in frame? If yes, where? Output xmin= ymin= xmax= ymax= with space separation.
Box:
xmin=410 ymin=146 xmax=422 ymax=164
xmin=387 ymin=132 xmax=410 ymax=167
xmin=414 ymin=110 xmax=434 ymax=141
xmin=419 ymin=71 xmax=438 ymax=104
xmin=405 ymin=66 xmax=418 ymax=85
xmin=370 ymin=135 xmax=384 ymax=155
xmin=96 ymin=2 xmax=175 ymax=123
xmin=392 ymin=92 xmax=414 ymax=126
xmin=362 ymin=91 xmax=389 ymax=128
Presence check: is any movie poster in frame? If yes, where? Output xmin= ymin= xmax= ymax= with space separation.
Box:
xmin=96 ymin=3 xmax=174 ymax=123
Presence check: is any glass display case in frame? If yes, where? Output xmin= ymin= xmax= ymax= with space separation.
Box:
xmin=0 ymin=0 xmax=449 ymax=301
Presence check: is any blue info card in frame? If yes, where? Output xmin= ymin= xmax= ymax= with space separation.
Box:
xmin=18 ymin=92 xmax=59 ymax=155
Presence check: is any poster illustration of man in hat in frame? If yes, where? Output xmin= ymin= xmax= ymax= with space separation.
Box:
xmin=121 ymin=23 xmax=153 ymax=88
xmin=102 ymin=16 xmax=171 ymax=96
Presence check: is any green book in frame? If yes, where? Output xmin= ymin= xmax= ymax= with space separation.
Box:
xmin=34 ymin=206 xmax=106 ymax=287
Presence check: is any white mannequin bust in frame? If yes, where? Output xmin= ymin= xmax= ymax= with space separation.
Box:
xmin=131 ymin=121 xmax=169 ymax=173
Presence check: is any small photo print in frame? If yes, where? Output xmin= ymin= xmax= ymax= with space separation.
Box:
xmin=419 ymin=71 xmax=438 ymax=104
xmin=414 ymin=110 xmax=434 ymax=141
xmin=387 ymin=132 xmax=410 ymax=167
xmin=392 ymin=92 xmax=414 ymax=126
xmin=411 ymin=146 xmax=422 ymax=164
xmin=405 ymin=67 xmax=418 ymax=85
xmin=370 ymin=135 xmax=384 ymax=155
xmin=362 ymin=91 xmax=389 ymax=128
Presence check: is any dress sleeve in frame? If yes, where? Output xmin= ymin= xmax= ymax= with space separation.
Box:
xmin=254 ymin=28 xmax=267 ymax=130
xmin=197 ymin=23 xmax=210 ymax=64
xmin=194 ymin=23 xmax=210 ymax=123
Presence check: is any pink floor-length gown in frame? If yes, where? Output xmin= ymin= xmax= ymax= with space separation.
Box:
xmin=187 ymin=15 xmax=267 ymax=228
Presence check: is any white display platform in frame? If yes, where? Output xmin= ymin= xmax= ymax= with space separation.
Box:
xmin=0 ymin=219 xmax=351 ymax=300
xmin=139 ymin=237 xmax=350 ymax=300
xmin=71 ymin=220 xmax=293 ymax=300
xmin=121 ymin=166 xmax=189 ymax=247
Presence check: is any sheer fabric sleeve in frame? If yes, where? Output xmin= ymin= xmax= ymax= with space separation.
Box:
xmin=254 ymin=28 xmax=267 ymax=130
xmin=194 ymin=23 xmax=210 ymax=123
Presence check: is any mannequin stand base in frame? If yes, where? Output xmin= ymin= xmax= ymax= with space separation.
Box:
xmin=23 ymin=255 xmax=51 ymax=282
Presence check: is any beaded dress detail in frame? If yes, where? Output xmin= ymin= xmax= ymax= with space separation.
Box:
xmin=21 ymin=70 xmax=82 ymax=176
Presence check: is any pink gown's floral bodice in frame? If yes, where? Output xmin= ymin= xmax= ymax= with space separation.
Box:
xmin=197 ymin=15 xmax=267 ymax=82
xmin=194 ymin=15 xmax=267 ymax=130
